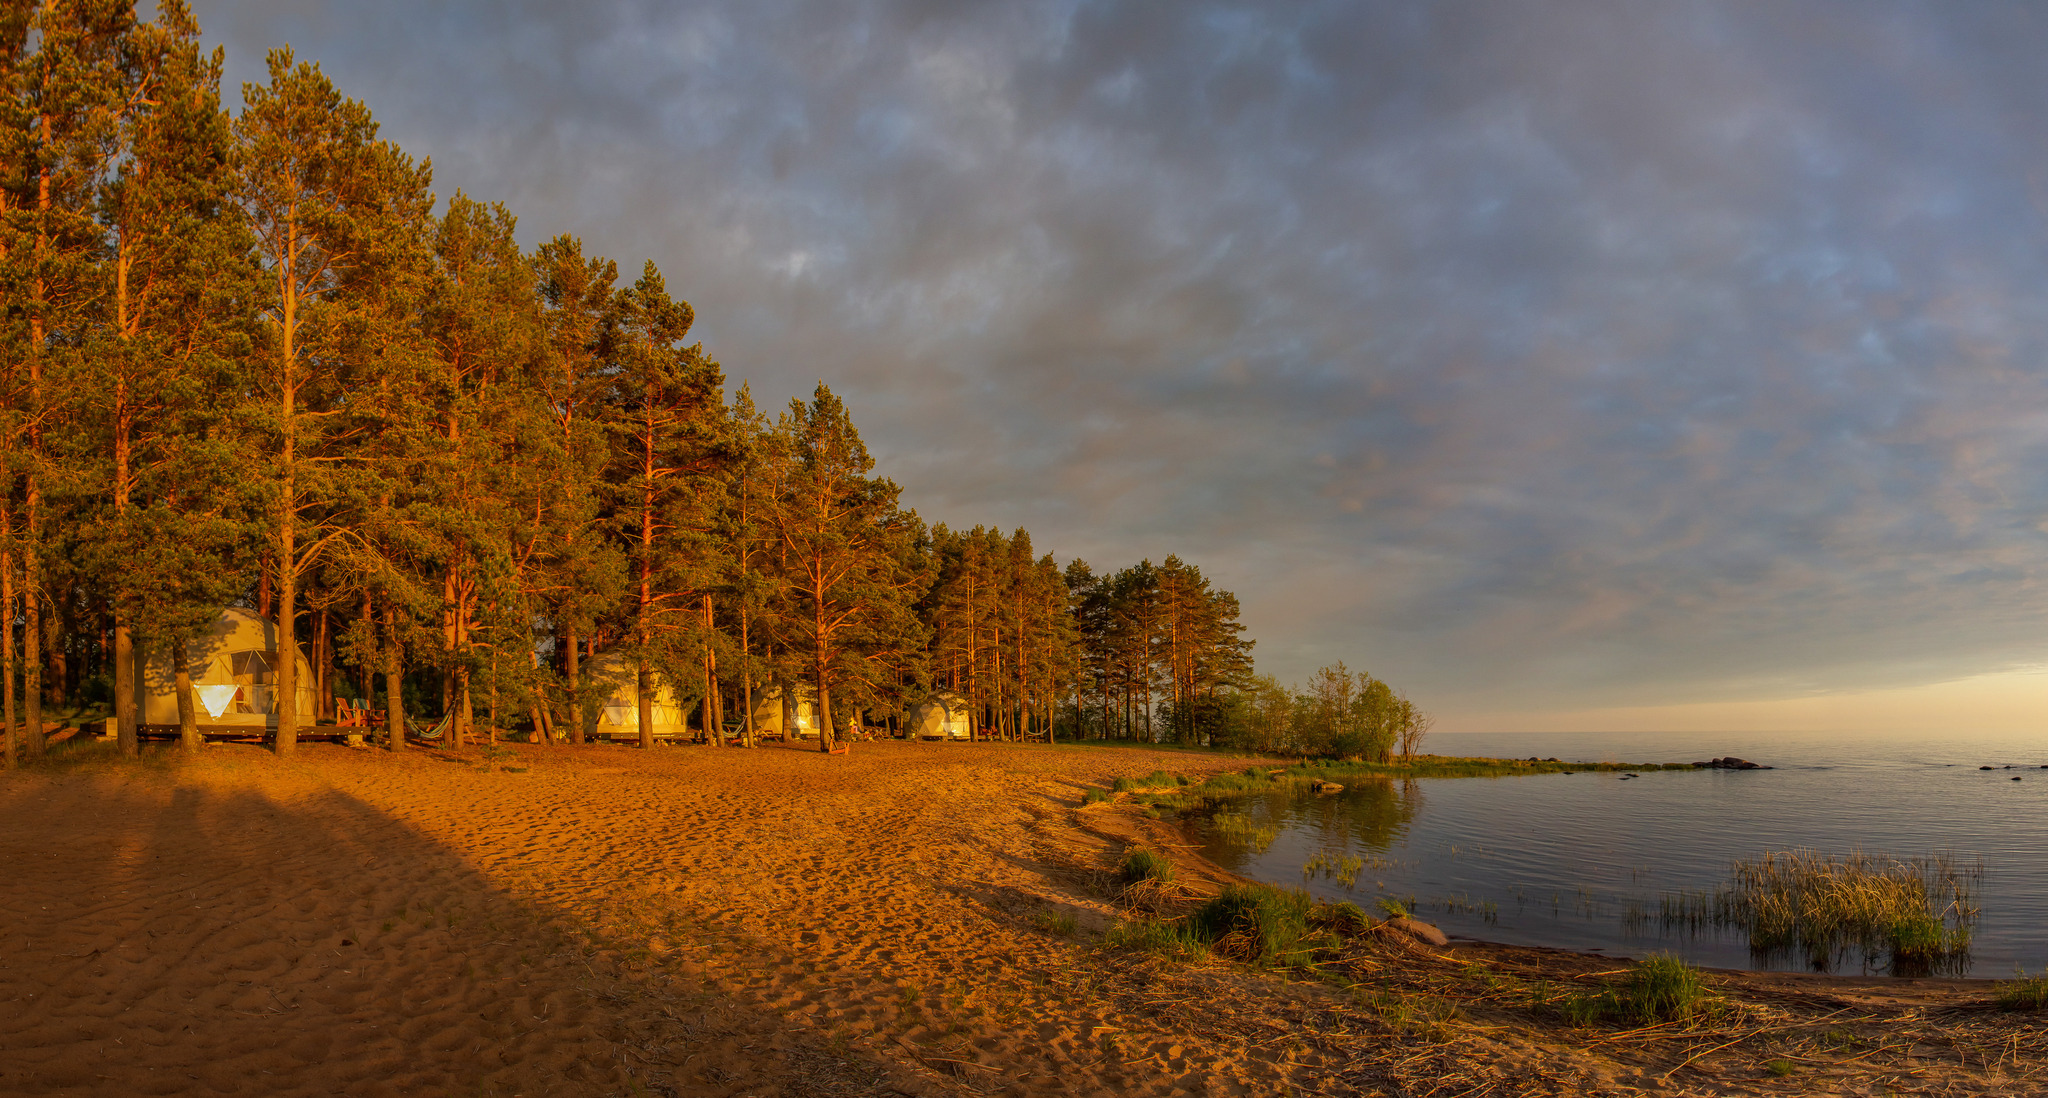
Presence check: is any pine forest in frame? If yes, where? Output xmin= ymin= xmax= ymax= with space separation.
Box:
xmin=0 ymin=3 xmax=1426 ymax=766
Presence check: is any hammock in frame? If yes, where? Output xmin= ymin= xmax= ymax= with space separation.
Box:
xmin=405 ymin=711 xmax=455 ymax=742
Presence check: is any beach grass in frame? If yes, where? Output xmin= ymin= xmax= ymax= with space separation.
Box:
xmin=1119 ymin=847 xmax=1177 ymax=886
xmin=1559 ymin=954 xmax=1712 ymax=1026
xmin=1995 ymin=971 xmax=2048 ymax=1011
xmin=1191 ymin=883 xmax=1325 ymax=967
xmin=1658 ymin=850 xmax=1979 ymax=972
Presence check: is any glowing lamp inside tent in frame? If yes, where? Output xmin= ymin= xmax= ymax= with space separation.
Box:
xmin=196 ymin=684 xmax=239 ymax=718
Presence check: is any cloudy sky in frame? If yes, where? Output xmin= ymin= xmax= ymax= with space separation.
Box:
xmin=185 ymin=1 xmax=2048 ymax=732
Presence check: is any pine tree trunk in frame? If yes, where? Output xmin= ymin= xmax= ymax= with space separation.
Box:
xmin=174 ymin=636 xmax=200 ymax=752
xmin=459 ymin=665 xmax=474 ymax=746
xmin=23 ymin=542 xmax=42 ymax=761
xmin=455 ymin=664 xmax=472 ymax=748
xmin=1 ymin=546 xmax=14 ymax=767
xmin=636 ymin=659 xmax=655 ymax=750
xmin=115 ymin=624 xmax=136 ymax=756
xmin=566 ymin=630 xmax=583 ymax=745
xmin=815 ymin=673 xmax=833 ymax=754
xmin=276 ymin=534 xmax=297 ymax=755
xmin=383 ymin=604 xmax=405 ymax=752
xmin=316 ymin=609 xmax=333 ymax=719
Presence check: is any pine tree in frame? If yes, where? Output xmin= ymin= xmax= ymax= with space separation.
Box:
xmin=773 ymin=384 xmax=928 ymax=752
xmin=719 ymin=383 xmax=781 ymax=747
xmin=68 ymin=2 xmax=259 ymax=755
xmin=234 ymin=46 xmax=432 ymax=754
xmin=531 ymin=234 xmax=623 ymax=745
xmin=604 ymin=261 xmax=726 ymax=749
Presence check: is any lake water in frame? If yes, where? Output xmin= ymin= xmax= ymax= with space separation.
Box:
xmin=1189 ymin=729 xmax=2048 ymax=977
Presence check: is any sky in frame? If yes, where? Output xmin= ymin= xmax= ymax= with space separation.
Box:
xmin=182 ymin=1 xmax=2048 ymax=734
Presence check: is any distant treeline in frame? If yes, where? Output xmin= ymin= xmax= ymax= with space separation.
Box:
xmin=0 ymin=4 xmax=1423 ymax=762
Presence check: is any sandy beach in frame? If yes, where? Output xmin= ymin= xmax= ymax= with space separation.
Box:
xmin=2 ymin=740 xmax=2040 ymax=1097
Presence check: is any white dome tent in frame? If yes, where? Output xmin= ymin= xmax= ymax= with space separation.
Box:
xmin=134 ymin=608 xmax=317 ymax=734
xmin=584 ymin=652 xmax=692 ymax=740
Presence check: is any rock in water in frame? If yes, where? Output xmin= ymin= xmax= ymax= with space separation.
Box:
xmin=1386 ymin=917 xmax=1449 ymax=947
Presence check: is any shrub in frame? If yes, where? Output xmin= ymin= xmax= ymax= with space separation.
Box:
xmin=1082 ymin=788 xmax=1110 ymax=805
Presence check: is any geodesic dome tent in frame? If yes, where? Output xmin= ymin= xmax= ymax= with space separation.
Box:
xmin=750 ymin=683 xmax=818 ymax=738
xmin=907 ymin=691 xmax=972 ymax=740
xmin=135 ymin=608 xmax=316 ymax=729
xmin=585 ymin=652 xmax=692 ymax=739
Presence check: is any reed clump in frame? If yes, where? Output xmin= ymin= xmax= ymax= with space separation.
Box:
xmin=1211 ymin=811 xmax=1279 ymax=852
xmin=1659 ymin=850 xmax=1979 ymax=973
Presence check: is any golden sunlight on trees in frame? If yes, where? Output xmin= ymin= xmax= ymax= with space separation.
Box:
xmin=0 ymin=3 xmax=1426 ymax=761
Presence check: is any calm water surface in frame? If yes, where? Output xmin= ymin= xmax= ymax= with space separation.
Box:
xmin=1191 ymin=730 xmax=2048 ymax=976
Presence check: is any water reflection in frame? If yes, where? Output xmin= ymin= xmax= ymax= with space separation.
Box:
xmin=1272 ymin=776 xmax=1423 ymax=852
xmin=1189 ymin=762 xmax=2038 ymax=977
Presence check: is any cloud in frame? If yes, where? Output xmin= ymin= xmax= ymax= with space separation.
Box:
xmin=188 ymin=0 xmax=2048 ymax=716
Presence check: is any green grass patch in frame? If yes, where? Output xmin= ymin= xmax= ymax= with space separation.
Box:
xmin=1031 ymin=909 xmax=1079 ymax=937
xmin=1558 ymin=954 xmax=1713 ymax=1027
xmin=1190 ymin=883 xmax=1336 ymax=968
xmin=1120 ymin=848 xmax=1177 ymax=886
xmin=1104 ymin=917 xmax=1207 ymax=960
xmin=1996 ymin=971 xmax=2048 ymax=1011
xmin=1082 ymin=788 xmax=1111 ymax=805
xmin=1279 ymin=755 xmax=1692 ymax=781
xmin=1111 ymin=769 xmax=1188 ymax=792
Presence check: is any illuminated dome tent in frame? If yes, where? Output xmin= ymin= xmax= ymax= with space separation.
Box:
xmin=906 ymin=691 xmax=972 ymax=740
xmin=749 ymin=683 xmax=818 ymax=738
xmin=135 ymin=608 xmax=316 ymax=729
xmin=585 ymin=651 xmax=691 ymax=739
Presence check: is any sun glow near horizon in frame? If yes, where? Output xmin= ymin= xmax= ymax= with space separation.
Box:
xmin=1439 ymin=665 xmax=2048 ymax=737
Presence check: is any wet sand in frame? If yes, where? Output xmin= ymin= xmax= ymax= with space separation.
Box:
xmin=0 ymin=740 xmax=2039 ymax=1096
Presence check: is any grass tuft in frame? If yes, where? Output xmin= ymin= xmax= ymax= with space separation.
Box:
xmin=1119 ymin=848 xmax=1176 ymax=886
xmin=1996 ymin=971 xmax=2048 ymax=1011
xmin=1190 ymin=883 xmax=1330 ymax=967
xmin=1032 ymin=909 xmax=1078 ymax=937
xmin=1110 ymin=769 xmax=1183 ymax=793
xmin=1559 ymin=954 xmax=1712 ymax=1027
xmin=1104 ymin=917 xmax=1207 ymax=960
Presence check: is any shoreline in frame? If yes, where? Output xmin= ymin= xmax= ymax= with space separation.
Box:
xmin=1 ymin=739 xmax=2038 ymax=1096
